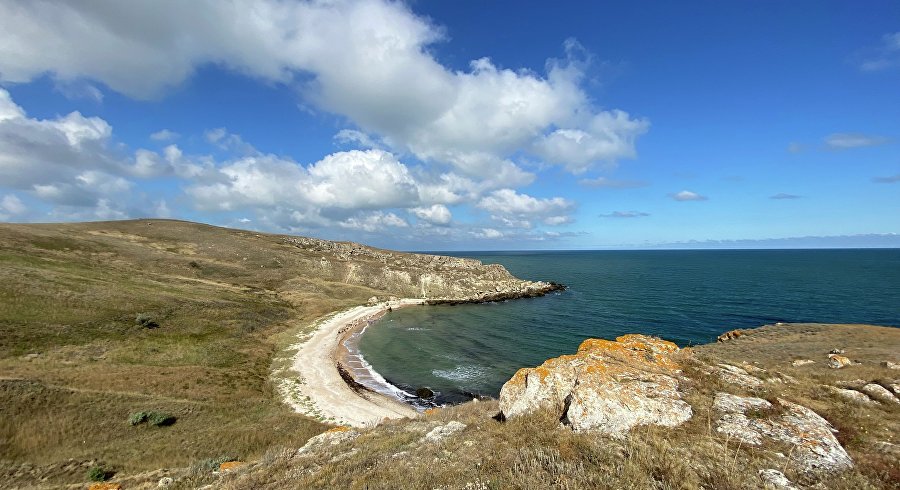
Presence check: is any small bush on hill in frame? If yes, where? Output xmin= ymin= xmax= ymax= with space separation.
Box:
xmin=128 ymin=410 xmax=176 ymax=427
xmin=87 ymin=465 xmax=111 ymax=482
xmin=135 ymin=313 xmax=159 ymax=329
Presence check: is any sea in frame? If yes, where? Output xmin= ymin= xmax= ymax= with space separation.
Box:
xmin=356 ymin=249 xmax=900 ymax=407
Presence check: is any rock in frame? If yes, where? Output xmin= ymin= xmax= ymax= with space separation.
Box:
xmin=88 ymin=484 xmax=121 ymax=490
xmin=829 ymin=348 xmax=846 ymax=355
xmin=218 ymin=461 xmax=244 ymax=472
xmin=367 ymin=296 xmax=378 ymax=306
xmin=715 ymin=363 xmax=763 ymax=388
xmin=827 ymin=354 xmax=852 ymax=369
xmin=298 ymin=426 xmax=360 ymax=455
xmin=415 ymin=387 xmax=435 ymax=399
xmin=713 ymin=392 xmax=853 ymax=473
xmin=791 ymin=359 xmax=815 ymax=367
xmin=423 ymin=421 xmax=466 ymax=442
xmin=861 ymin=383 xmax=899 ymax=404
xmin=21 ymin=353 xmax=39 ymax=361
xmin=758 ymin=469 xmax=799 ymax=490
xmin=158 ymin=476 xmax=174 ymax=487
xmin=499 ymin=334 xmax=692 ymax=437
xmin=825 ymin=386 xmax=876 ymax=404
xmin=882 ymin=361 xmax=900 ymax=370
xmin=890 ymin=383 xmax=900 ymax=397
xmin=717 ymin=329 xmax=745 ymax=342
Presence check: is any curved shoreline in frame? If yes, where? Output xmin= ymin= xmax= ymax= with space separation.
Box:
xmin=283 ymin=283 xmax=565 ymax=427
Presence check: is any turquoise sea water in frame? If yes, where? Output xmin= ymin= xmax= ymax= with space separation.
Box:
xmin=357 ymin=249 xmax=900 ymax=406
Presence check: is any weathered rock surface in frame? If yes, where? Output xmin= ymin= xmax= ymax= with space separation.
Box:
xmin=499 ymin=335 xmax=692 ymax=437
xmin=298 ymin=426 xmax=360 ymax=455
xmin=717 ymin=329 xmax=745 ymax=342
xmin=713 ymin=392 xmax=853 ymax=473
xmin=758 ymin=469 xmax=798 ymax=490
xmin=791 ymin=359 xmax=815 ymax=367
xmin=882 ymin=361 xmax=900 ymax=369
xmin=715 ymin=363 xmax=764 ymax=388
xmin=827 ymin=354 xmax=852 ymax=369
xmin=861 ymin=383 xmax=899 ymax=404
xmin=826 ymin=386 xmax=876 ymax=405
xmin=423 ymin=421 xmax=467 ymax=442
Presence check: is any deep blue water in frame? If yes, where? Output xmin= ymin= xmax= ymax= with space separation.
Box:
xmin=358 ymin=249 xmax=900 ymax=405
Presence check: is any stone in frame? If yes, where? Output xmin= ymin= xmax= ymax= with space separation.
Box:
xmin=758 ymin=469 xmax=799 ymax=490
xmin=158 ymin=476 xmax=174 ymax=487
xmin=423 ymin=421 xmax=466 ymax=442
xmin=713 ymin=392 xmax=853 ymax=473
xmin=415 ymin=387 xmax=435 ymax=399
xmin=499 ymin=334 xmax=692 ymax=437
xmin=717 ymin=329 xmax=745 ymax=342
xmin=827 ymin=354 xmax=852 ymax=369
xmin=298 ymin=426 xmax=360 ymax=455
xmin=829 ymin=348 xmax=846 ymax=355
xmin=367 ymin=296 xmax=378 ymax=306
xmin=861 ymin=383 xmax=899 ymax=404
xmin=874 ymin=441 xmax=900 ymax=456
xmin=715 ymin=363 xmax=763 ymax=388
xmin=218 ymin=461 xmax=244 ymax=472
xmin=791 ymin=359 xmax=815 ymax=367
xmin=882 ymin=361 xmax=900 ymax=370
xmin=825 ymin=386 xmax=876 ymax=405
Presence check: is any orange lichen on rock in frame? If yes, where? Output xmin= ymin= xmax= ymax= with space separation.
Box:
xmin=326 ymin=426 xmax=351 ymax=433
xmin=499 ymin=333 xmax=692 ymax=436
xmin=218 ymin=461 xmax=245 ymax=472
xmin=424 ymin=408 xmax=440 ymax=416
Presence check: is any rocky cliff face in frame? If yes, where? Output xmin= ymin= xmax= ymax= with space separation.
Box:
xmin=283 ymin=236 xmax=562 ymax=302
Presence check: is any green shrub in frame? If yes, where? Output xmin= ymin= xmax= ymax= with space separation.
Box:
xmin=87 ymin=465 xmax=110 ymax=482
xmin=128 ymin=411 xmax=149 ymax=426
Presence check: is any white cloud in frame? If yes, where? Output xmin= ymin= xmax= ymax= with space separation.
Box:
xmin=600 ymin=211 xmax=649 ymax=218
xmin=858 ymin=32 xmax=900 ymax=72
xmin=0 ymin=0 xmax=646 ymax=178
xmin=670 ymin=190 xmax=707 ymax=202
xmin=824 ymin=133 xmax=890 ymax=150
xmin=334 ymin=129 xmax=378 ymax=149
xmin=339 ymin=211 xmax=408 ymax=232
xmin=0 ymin=194 xmax=26 ymax=220
xmin=477 ymin=189 xmax=574 ymax=227
xmin=411 ymin=204 xmax=452 ymax=226
xmin=150 ymin=129 xmax=179 ymax=141
xmin=770 ymin=193 xmax=802 ymax=200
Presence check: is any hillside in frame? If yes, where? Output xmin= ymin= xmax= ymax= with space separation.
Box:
xmin=0 ymin=219 xmax=553 ymax=487
xmin=1 ymin=220 xmax=897 ymax=489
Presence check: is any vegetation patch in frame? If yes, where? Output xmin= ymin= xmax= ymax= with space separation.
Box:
xmin=128 ymin=410 xmax=177 ymax=427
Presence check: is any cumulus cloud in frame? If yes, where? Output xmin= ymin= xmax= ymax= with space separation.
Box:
xmin=599 ymin=211 xmax=649 ymax=218
xmin=477 ymin=189 xmax=574 ymax=227
xmin=770 ymin=193 xmax=802 ymax=199
xmin=0 ymin=194 xmax=26 ymax=220
xmin=411 ymin=204 xmax=452 ymax=226
xmin=338 ymin=211 xmax=408 ymax=232
xmin=0 ymin=0 xmax=646 ymax=178
xmin=670 ymin=190 xmax=707 ymax=202
xmin=824 ymin=133 xmax=890 ymax=150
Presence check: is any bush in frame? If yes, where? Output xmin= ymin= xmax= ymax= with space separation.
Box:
xmin=129 ymin=410 xmax=176 ymax=427
xmin=135 ymin=313 xmax=159 ymax=329
xmin=87 ymin=465 xmax=111 ymax=482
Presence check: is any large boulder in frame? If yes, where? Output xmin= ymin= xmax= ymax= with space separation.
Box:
xmin=713 ymin=392 xmax=853 ymax=473
xmin=499 ymin=334 xmax=692 ymax=437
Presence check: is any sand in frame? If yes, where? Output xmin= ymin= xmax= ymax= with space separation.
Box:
xmin=287 ymin=299 xmax=424 ymax=427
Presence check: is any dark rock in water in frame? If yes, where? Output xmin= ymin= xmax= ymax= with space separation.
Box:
xmin=416 ymin=387 xmax=435 ymax=399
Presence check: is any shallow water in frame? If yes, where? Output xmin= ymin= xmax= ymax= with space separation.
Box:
xmin=358 ymin=249 xmax=900 ymax=405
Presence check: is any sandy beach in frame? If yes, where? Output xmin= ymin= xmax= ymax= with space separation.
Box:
xmin=286 ymin=299 xmax=424 ymax=427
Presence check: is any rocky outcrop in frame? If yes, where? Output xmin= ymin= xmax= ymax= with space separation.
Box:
xmin=283 ymin=236 xmax=563 ymax=302
xmin=758 ymin=469 xmax=798 ymax=490
xmin=297 ymin=426 xmax=360 ymax=455
xmin=422 ymin=421 xmax=467 ymax=442
xmin=499 ymin=335 xmax=692 ymax=437
xmin=717 ymin=329 xmax=746 ymax=342
xmin=827 ymin=354 xmax=852 ymax=369
xmin=861 ymin=383 xmax=899 ymax=404
xmin=713 ymin=393 xmax=853 ymax=473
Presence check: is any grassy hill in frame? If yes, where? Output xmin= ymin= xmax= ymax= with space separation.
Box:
xmin=0 ymin=219 xmax=530 ymax=487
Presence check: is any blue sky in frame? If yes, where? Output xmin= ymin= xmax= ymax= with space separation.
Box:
xmin=0 ymin=0 xmax=898 ymax=250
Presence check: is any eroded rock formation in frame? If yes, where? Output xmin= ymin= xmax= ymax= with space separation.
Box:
xmin=498 ymin=334 xmax=692 ymax=437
